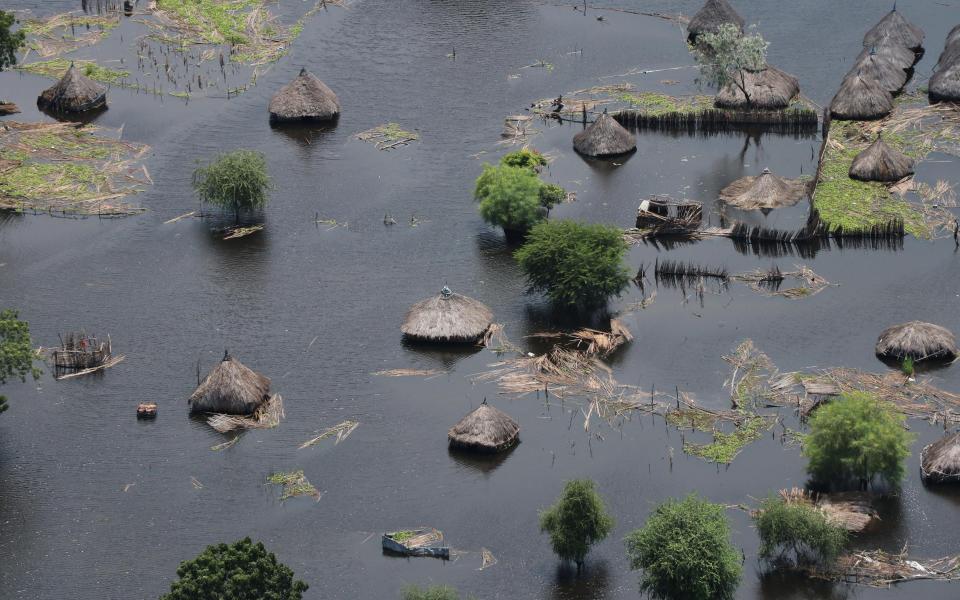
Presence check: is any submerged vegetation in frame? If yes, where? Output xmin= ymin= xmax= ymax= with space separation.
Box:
xmin=684 ymin=415 xmax=774 ymax=464
xmin=755 ymin=495 xmax=848 ymax=568
xmin=192 ymin=149 xmax=271 ymax=221
xmin=17 ymin=58 xmax=130 ymax=86
xmin=266 ymin=470 xmax=319 ymax=501
xmin=475 ymin=164 xmax=544 ymax=234
xmin=539 ymin=479 xmax=614 ymax=568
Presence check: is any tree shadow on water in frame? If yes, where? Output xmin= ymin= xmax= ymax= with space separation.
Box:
xmin=548 ymin=559 xmax=611 ymax=600
xmin=757 ymin=569 xmax=850 ymax=600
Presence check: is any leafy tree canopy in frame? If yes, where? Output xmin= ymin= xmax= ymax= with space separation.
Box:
xmin=539 ymin=479 xmax=614 ymax=568
xmin=500 ymin=148 xmax=547 ymax=171
xmin=754 ymin=495 xmax=847 ymax=568
xmin=0 ymin=10 xmax=25 ymax=72
xmin=693 ymin=23 xmax=768 ymax=107
xmin=192 ymin=150 xmax=271 ymax=220
xmin=474 ymin=164 xmax=544 ymax=232
xmin=0 ymin=309 xmax=41 ymax=389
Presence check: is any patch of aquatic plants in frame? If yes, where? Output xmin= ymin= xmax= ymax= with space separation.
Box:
xmin=17 ymin=58 xmax=130 ymax=85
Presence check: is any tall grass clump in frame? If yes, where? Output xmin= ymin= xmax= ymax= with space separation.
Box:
xmin=754 ymin=496 xmax=847 ymax=568
xmin=192 ymin=149 xmax=271 ymax=222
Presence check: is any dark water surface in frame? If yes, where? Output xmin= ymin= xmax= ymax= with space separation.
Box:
xmin=2 ymin=1 xmax=960 ymax=598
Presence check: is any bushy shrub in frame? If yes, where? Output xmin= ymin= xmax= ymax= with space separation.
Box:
xmin=538 ymin=182 xmax=566 ymax=209
xmin=803 ymin=392 xmax=913 ymax=489
xmin=754 ymin=496 xmax=847 ymax=567
xmin=500 ymin=148 xmax=547 ymax=171
xmin=192 ymin=150 xmax=271 ymax=221
xmin=539 ymin=479 xmax=614 ymax=568
xmin=514 ymin=220 xmax=630 ymax=308
xmin=474 ymin=164 xmax=544 ymax=233
xmin=625 ymin=494 xmax=741 ymax=600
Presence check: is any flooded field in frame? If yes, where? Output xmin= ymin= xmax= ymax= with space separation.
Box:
xmin=2 ymin=0 xmax=960 ymax=598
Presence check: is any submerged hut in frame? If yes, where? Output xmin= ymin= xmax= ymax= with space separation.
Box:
xmin=401 ymin=286 xmax=493 ymax=343
xmin=573 ymin=111 xmax=636 ymax=158
xmin=829 ymin=71 xmax=893 ymax=120
xmin=845 ymin=49 xmax=909 ymax=94
xmin=863 ymin=8 xmax=925 ymax=53
xmin=875 ymin=321 xmax=957 ymax=362
xmin=448 ymin=400 xmax=520 ymax=453
xmin=189 ymin=351 xmax=271 ymax=415
xmin=36 ymin=63 xmax=107 ymax=113
xmin=719 ymin=168 xmax=807 ymax=210
xmin=921 ymin=431 xmax=960 ymax=484
xmin=849 ymin=135 xmax=914 ymax=182
xmin=929 ymin=56 xmax=960 ymax=103
xmin=686 ymin=0 xmax=744 ymax=43
xmin=714 ymin=65 xmax=800 ymax=110
xmin=268 ymin=68 xmax=340 ymax=123
xmin=856 ymin=38 xmax=919 ymax=70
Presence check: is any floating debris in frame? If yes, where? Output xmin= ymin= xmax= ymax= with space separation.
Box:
xmin=811 ymin=547 xmax=960 ymax=587
xmin=222 ymin=224 xmax=264 ymax=240
xmin=382 ymin=528 xmax=449 ymax=559
xmin=267 ymin=470 xmax=320 ymax=501
xmin=299 ymin=420 xmax=359 ymax=449
xmin=355 ymin=123 xmax=419 ymax=151
xmin=206 ymin=393 xmax=284 ymax=433
xmin=20 ymin=12 xmax=119 ymax=58
xmin=373 ymin=368 xmax=446 ymax=377
xmin=136 ymin=403 xmax=158 ymax=419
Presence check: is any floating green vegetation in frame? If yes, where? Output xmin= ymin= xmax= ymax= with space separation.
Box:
xmin=154 ymin=0 xmax=257 ymax=45
xmin=665 ymin=407 xmax=719 ymax=431
xmin=17 ymin=59 xmax=130 ymax=86
xmin=684 ymin=415 xmax=774 ymax=464
xmin=390 ymin=530 xmax=416 ymax=543
xmin=355 ymin=123 xmax=419 ymax=151
xmin=616 ymin=91 xmax=714 ymax=117
xmin=266 ymin=470 xmax=319 ymax=501
xmin=20 ymin=13 xmax=118 ymax=58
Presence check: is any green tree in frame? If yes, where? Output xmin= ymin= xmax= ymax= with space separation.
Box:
xmin=693 ymin=23 xmax=768 ymax=108
xmin=803 ymin=392 xmax=913 ymax=490
xmin=539 ymin=479 xmax=614 ymax=569
xmin=0 ymin=309 xmax=42 ymax=416
xmin=474 ymin=164 xmax=544 ymax=235
xmin=538 ymin=182 xmax=566 ymax=209
xmin=0 ymin=10 xmax=25 ymax=72
xmin=401 ymin=585 xmax=462 ymax=600
xmin=625 ymin=494 xmax=742 ymax=600
xmin=500 ymin=148 xmax=547 ymax=171
xmin=192 ymin=150 xmax=271 ymax=222
xmin=754 ymin=496 xmax=847 ymax=568
xmin=160 ymin=537 xmax=308 ymax=600
xmin=514 ymin=220 xmax=630 ymax=308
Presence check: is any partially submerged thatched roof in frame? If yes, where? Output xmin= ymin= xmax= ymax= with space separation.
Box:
xmin=572 ymin=112 xmax=636 ymax=158
xmin=268 ymin=68 xmax=340 ymax=123
xmin=829 ymin=71 xmax=893 ymax=121
xmin=856 ymin=38 xmax=919 ymax=70
xmin=401 ymin=286 xmax=493 ymax=343
xmin=189 ymin=352 xmax=271 ymax=415
xmin=849 ymin=135 xmax=914 ymax=182
xmin=714 ymin=65 xmax=800 ymax=110
xmin=875 ymin=321 xmax=957 ymax=362
xmin=845 ymin=50 xmax=909 ymax=94
xmin=921 ymin=431 xmax=960 ymax=484
xmin=863 ymin=8 xmax=925 ymax=53
xmin=719 ymin=168 xmax=807 ymax=210
xmin=930 ymin=56 xmax=960 ymax=103
xmin=36 ymin=63 xmax=107 ymax=113
xmin=686 ymin=0 xmax=744 ymax=43
xmin=448 ymin=401 xmax=520 ymax=453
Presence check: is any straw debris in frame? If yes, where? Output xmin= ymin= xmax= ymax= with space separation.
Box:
xmin=267 ymin=469 xmax=320 ymax=501
xmin=299 ymin=420 xmax=359 ymax=449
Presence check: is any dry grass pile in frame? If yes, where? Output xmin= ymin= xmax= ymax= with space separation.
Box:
xmin=355 ymin=123 xmax=419 ymax=151
xmin=267 ymin=469 xmax=320 ymax=501
xmin=815 ymin=547 xmax=960 ymax=586
xmin=20 ymin=12 xmax=119 ymax=58
xmin=206 ymin=393 xmax=284 ymax=433
xmin=299 ymin=420 xmax=359 ymax=448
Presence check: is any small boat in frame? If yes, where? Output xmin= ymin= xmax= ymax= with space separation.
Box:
xmin=382 ymin=527 xmax=449 ymax=559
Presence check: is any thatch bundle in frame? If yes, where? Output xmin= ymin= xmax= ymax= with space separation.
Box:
xmin=863 ymin=8 xmax=925 ymax=53
xmin=829 ymin=71 xmax=893 ymax=120
xmin=686 ymin=0 xmax=744 ymax=43
xmin=573 ymin=111 xmax=636 ymax=157
xmin=448 ymin=401 xmax=520 ymax=453
xmin=844 ymin=50 xmax=909 ymax=94
xmin=921 ymin=431 xmax=960 ymax=484
xmin=849 ymin=135 xmax=914 ymax=182
xmin=856 ymin=38 xmax=918 ymax=70
xmin=875 ymin=321 xmax=957 ymax=362
xmin=719 ymin=168 xmax=807 ymax=210
xmin=189 ymin=352 xmax=271 ymax=415
xmin=930 ymin=52 xmax=960 ymax=103
xmin=268 ymin=68 xmax=340 ymax=123
xmin=714 ymin=65 xmax=800 ymax=110
xmin=36 ymin=63 xmax=107 ymax=113
xmin=401 ymin=286 xmax=493 ymax=343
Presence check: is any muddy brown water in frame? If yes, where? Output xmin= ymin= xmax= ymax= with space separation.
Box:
xmin=2 ymin=1 xmax=960 ymax=598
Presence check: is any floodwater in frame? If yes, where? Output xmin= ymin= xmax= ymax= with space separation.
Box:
xmin=2 ymin=0 xmax=960 ymax=598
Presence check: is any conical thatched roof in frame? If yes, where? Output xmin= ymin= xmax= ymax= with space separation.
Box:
xmin=573 ymin=112 xmax=636 ymax=158
xmin=268 ymin=68 xmax=340 ymax=123
xmin=829 ymin=71 xmax=893 ymax=121
xmin=686 ymin=0 xmax=744 ymax=43
xmin=921 ymin=431 xmax=960 ymax=484
xmin=718 ymin=168 xmax=807 ymax=210
xmin=857 ymin=38 xmax=918 ymax=70
xmin=189 ymin=352 xmax=271 ymax=415
xmin=863 ymin=8 xmax=924 ymax=52
xmin=844 ymin=50 xmax=909 ymax=93
xmin=875 ymin=321 xmax=957 ymax=362
xmin=36 ymin=63 xmax=107 ymax=113
xmin=401 ymin=286 xmax=493 ymax=343
xmin=849 ymin=135 xmax=914 ymax=181
xmin=929 ymin=56 xmax=960 ymax=103
xmin=714 ymin=65 xmax=800 ymax=110
xmin=448 ymin=401 xmax=520 ymax=453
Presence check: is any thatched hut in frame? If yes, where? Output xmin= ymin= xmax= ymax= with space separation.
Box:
xmin=829 ymin=71 xmax=893 ymax=121
xmin=856 ymin=38 xmax=919 ymax=70
xmin=448 ymin=400 xmax=520 ymax=453
xmin=714 ymin=65 xmax=800 ymax=110
xmin=573 ymin=111 xmax=636 ymax=158
xmin=845 ymin=49 xmax=909 ymax=94
xmin=686 ymin=0 xmax=744 ymax=43
xmin=863 ymin=8 xmax=925 ymax=53
xmin=189 ymin=351 xmax=271 ymax=415
xmin=36 ymin=63 xmax=107 ymax=113
xmin=401 ymin=286 xmax=493 ymax=343
xmin=719 ymin=168 xmax=807 ymax=210
xmin=849 ymin=135 xmax=914 ymax=182
xmin=875 ymin=321 xmax=957 ymax=362
xmin=268 ymin=68 xmax=340 ymax=123
xmin=921 ymin=431 xmax=960 ymax=484
xmin=929 ymin=57 xmax=960 ymax=103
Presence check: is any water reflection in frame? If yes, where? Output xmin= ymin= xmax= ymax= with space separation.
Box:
xmin=447 ymin=444 xmax=516 ymax=476
xmin=270 ymin=119 xmax=339 ymax=152
xmin=401 ymin=339 xmax=484 ymax=371
xmin=757 ymin=570 xmax=850 ymax=600
xmin=549 ymin=560 xmax=612 ymax=600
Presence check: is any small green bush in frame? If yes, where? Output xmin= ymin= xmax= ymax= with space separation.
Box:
xmin=754 ymin=496 xmax=847 ymax=567
xmin=474 ymin=164 xmax=544 ymax=232
xmin=901 ymin=357 xmax=914 ymax=377
xmin=515 ymin=220 xmax=630 ymax=308
xmin=500 ymin=148 xmax=547 ymax=171
xmin=625 ymin=494 xmax=741 ymax=600
xmin=539 ymin=479 xmax=614 ymax=568
xmin=0 ymin=309 xmax=42 ymax=395
xmin=803 ymin=392 xmax=913 ymax=489
xmin=538 ymin=182 xmax=566 ymax=209
xmin=400 ymin=585 xmax=461 ymax=600
xmin=192 ymin=149 xmax=271 ymax=221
